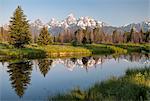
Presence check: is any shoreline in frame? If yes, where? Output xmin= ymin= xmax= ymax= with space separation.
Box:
xmin=0 ymin=43 xmax=149 ymax=61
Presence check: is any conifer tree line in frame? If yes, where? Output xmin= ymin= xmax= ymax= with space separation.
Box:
xmin=0 ymin=6 xmax=149 ymax=48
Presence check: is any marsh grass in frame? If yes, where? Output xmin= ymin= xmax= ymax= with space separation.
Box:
xmin=82 ymin=44 xmax=113 ymax=54
xmin=0 ymin=43 xmax=149 ymax=61
xmin=82 ymin=44 xmax=127 ymax=54
xmin=115 ymin=43 xmax=150 ymax=53
xmin=48 ymin=66 xmax=150 ymax=101
xmin=0 ymin=43 xmax=91 ymax=59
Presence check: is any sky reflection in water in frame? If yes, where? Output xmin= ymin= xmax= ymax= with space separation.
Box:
xmin=0 ymin=53 xmax=150 ymax=101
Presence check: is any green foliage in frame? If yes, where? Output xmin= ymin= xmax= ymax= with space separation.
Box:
xmin=88 ymin=38 xmax=92 ymax=44
xmin=83 ymin=44 xmax=113 ymax=54
xmin=71 ymin=39 xmax=78 ymax=46
xmin=82 ymin=44 xmax=127 ymax=54
xmin=82 ymin=36 xmax=87 ymax=45
xmin=0 ymin=43 xmax=91 ymax=60
xmin=115 ymin=43 xmax=150 ymax=53
xmin=112 ymin=30 xmax=119 ymax=43
xmin=48 ymin=66 xmax=150 ymax=101
xmin=9 ymin=6 xmax=32 ymax=48
xmin=130 ymin=27 xmax=134 ymax=42
xmin=124 ymin=32 xmax=130 ymax=43
xmin=107 ymin=45 xmax=127 ymax=54
xmin=37 ymin=26 xmax=52 ymax=45
xmin=0 ymin=42 xmax=149 ymax=61
xmin=143 ymin=31 xmax=150 ymax=42
xmin=0 ymin=48 xmax=47 ymax=59
xmin=0 ymin=42 xmax=13 ymax=49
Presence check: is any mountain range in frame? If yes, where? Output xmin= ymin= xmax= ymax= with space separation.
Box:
xmin=2 ymin=14 xmax=150 ymax=36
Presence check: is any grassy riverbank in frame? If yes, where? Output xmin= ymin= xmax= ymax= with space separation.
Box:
xmin=115 ymin=43 xmax=150 ymax=53
xmin=81 ymin=44 xmax=127 ymax=54
xmin=79 ymin=43 xmax=149 ymax=54
xmin=0 ymin=43 xmax=91 ymax=59
xmin=48 ymin=66 xmax=150 ymax=101
xmin=0 ymin=43 xmax=149 ymax=60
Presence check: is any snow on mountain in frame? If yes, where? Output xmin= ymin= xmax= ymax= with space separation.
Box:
xmin=145 ymin=19 xmax=150 ymax=25
xmin=47 ymin=18 xmax=63 ymax=35
xmin=1 ymin=14 xmax=150 ymax=36
xmin=66 ymin=13 xmax=77 ymax=25
xmin=47 ymin=18 xmax=60 ymax=27
xmin=45 ymin=14 xmax=106 ymax=35
xmin=30 ymin=19 xmax=43 ymax=36
xmin=30 ymin=14 xmax=105 ymax=36
xmin=16 ymin=14 xmax=150 ymax=36
xmin=30 ymin=19 xmax=43 ymax=28
xmin=120 ymin=20 xmax=150 ymax=32
xmin=4 ymin=24 xmax=9 ymax=30
xmin=77 ymin=16 xmax=97 ymax=29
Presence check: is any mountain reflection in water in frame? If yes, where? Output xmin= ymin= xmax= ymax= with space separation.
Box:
xmin=0 ymin=53 xmax=149 ymax=100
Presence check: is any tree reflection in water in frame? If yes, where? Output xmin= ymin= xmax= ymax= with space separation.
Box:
xmin=7 ymin=60 xmax=32 ymax=98
xmin=4 ymin=53 xmax=149 ymax=98
xmin=70 ymin=58 xmax=77 ymax=63
xmin=38 ymin=59 xmax=53 ymax=77
xmin=82 ymin=57 xmax=89 ymax=72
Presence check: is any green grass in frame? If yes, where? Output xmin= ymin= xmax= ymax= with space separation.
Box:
xmin=0 ymin=48 xmax=46 ymax=58
xmin=115 ymin=43 xmax=150 ymax=53
xmin=0 ymin=42 xmax=149 ymax=60
xmin=48 ymin=66 xmax=150 ymax=101
xmin=26 ymin=44 xmax=90 ymax=53
xmin=0 ymin=43 xmax=91 ymax=59
xmin=82 ymin=44 xmax=127 ymax=54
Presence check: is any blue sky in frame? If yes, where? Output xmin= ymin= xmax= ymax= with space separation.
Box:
xmin=0 ymin=0 xmax=149 ymax=26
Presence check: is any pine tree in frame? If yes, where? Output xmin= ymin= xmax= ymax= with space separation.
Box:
xmin=93 ymin=27 xmax=102 ymax=43
xmin=9 ymin=6 xmax=32 ymax=48
xmin=82 ymin=36 xmax=87 ymax=45
xmin=0 ymin=27 xmax=3 ymax=42
xmin=75 ymin=29 xmax=84 ymax=44
xmin=142 ymin=30 xmax=150 ymax=43
xmin=88 ymin=38 xmax=92 ymax=44
xmin=130 ymin=27 xmax=134 ymax=42
xmin=58 ymin=32 xmax=64 ymax=44
xmin=112 ymin=30 xmax=119 ymax=43
xmin=37 ymin=26 xmax=52 ymax=45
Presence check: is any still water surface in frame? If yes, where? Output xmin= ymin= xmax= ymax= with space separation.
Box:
xmin=0 ymin=53 xmax=150 ymax=101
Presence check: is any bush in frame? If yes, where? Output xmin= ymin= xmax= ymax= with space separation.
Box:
xmin=71 ymin=40 xmax=78 ymax=46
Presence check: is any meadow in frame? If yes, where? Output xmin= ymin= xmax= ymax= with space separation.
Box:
xmin=0 ymin=42 xmax=149 ymax=60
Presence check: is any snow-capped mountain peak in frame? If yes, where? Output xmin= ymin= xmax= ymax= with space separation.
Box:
xmin=28 ymin=15 xmax=150 ymax=36
xmin=77 ymin=16 xmax=97 ymax=29
xmin=61 ymin=20 xmax=69 ymax=29
xmin=120 ymin=19 xmax=150 ymax=32
xmin=44 ymin=14 xmax=106 ymax=35
xmin=30 ymin=19 xmax=43 ymax=28
xmin=48 ymin=18 xmax=60 ymax=27
xmin=66 ymin=13 xmax=77 ymax=25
